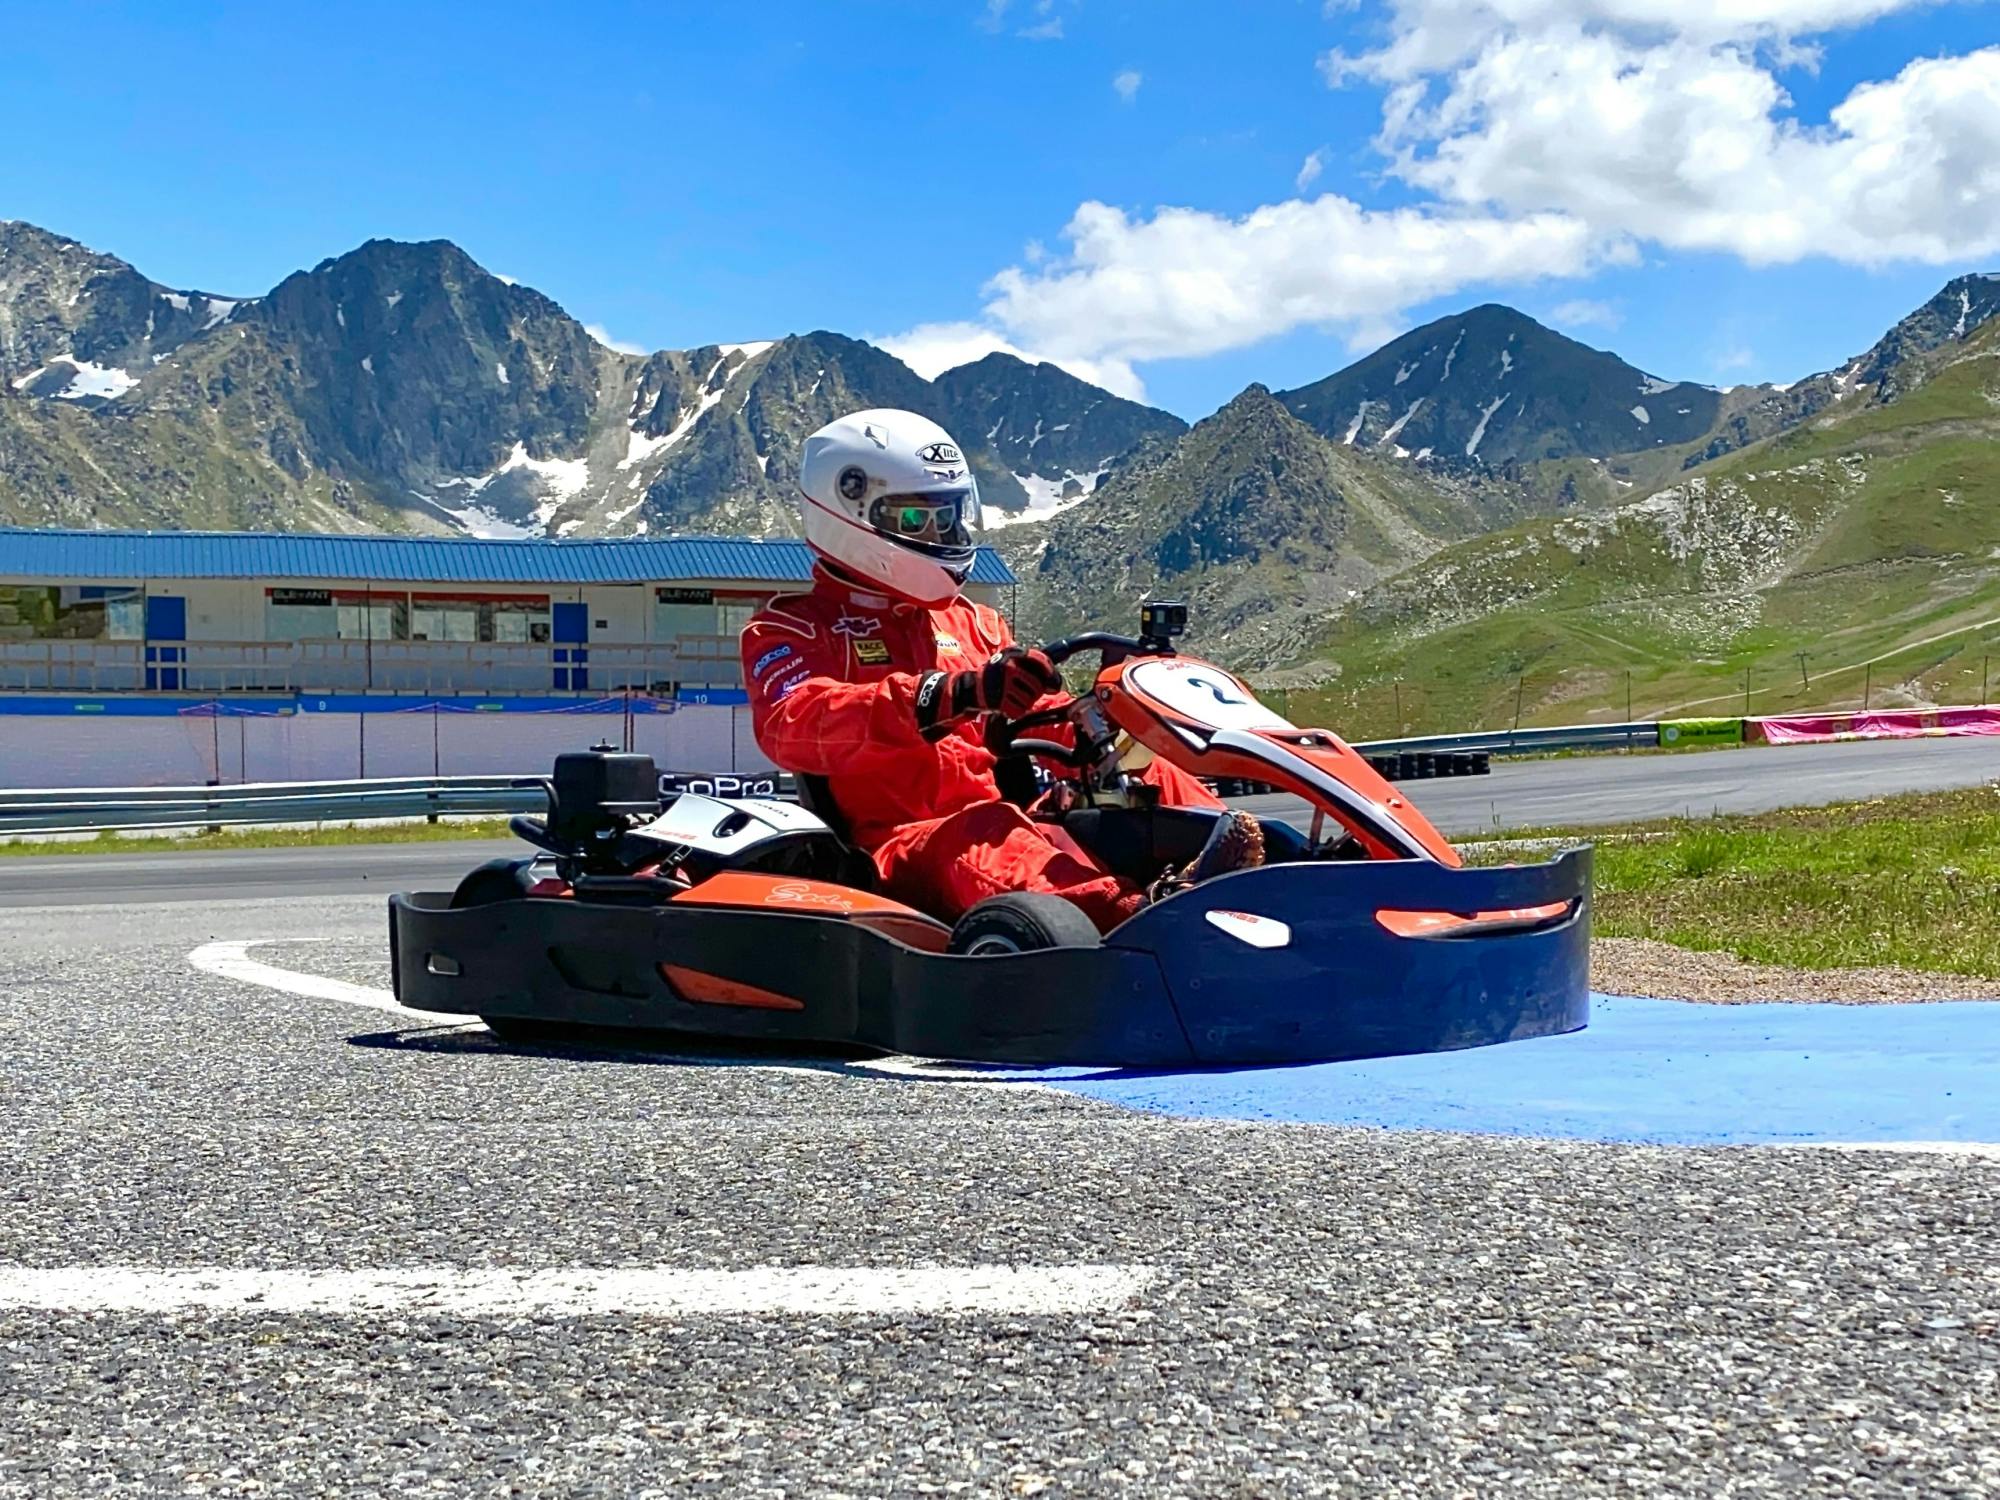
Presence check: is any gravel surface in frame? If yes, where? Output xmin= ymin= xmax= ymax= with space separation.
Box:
xmin=1594 ymin=937 xmax=2000 ymax=1004
xmin=1 ymin=898 xmax=1996 ymax=1497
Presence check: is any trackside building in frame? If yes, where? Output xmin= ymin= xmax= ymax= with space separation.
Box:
xmin=0 ymin=527 xmax=1018 ymax=788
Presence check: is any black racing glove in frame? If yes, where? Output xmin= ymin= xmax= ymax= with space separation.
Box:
xmin=914 ymin=647 xmax=1061 ymax=736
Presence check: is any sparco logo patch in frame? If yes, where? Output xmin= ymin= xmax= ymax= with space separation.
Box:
xmin=831 ymin=614 xmax=881 ymax=638
xmin=750 ymin=643 xmax=794 ymax=678
xmin=916 ymin=442 xmax=961 ymax=464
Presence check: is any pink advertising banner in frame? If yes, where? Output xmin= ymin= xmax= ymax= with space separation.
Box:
xmin=1747 ymin=706 xmax=2000 ymax=744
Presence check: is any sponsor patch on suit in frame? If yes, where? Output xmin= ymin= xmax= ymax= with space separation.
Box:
xmin=853 ymin=638 xmax=891 ymax=665
xmin=750 ymin=643 xmax=794 ymax=679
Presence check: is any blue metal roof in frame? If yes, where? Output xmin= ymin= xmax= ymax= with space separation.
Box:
xmin=0 ymin=527 xmax=1018 ymax=587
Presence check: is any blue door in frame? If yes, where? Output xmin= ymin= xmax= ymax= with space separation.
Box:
xmin=552 ymin=602 xmax=588 ymax=691
xmin=145 ymin=595 xmax=186 ymax=691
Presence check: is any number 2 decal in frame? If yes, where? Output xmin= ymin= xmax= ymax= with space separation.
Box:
xmin=1185 ymin=672 xmax=1249 ymax=706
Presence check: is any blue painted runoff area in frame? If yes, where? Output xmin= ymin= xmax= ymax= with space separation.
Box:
xmin=990 ymin=995 xmax=2000 ymax=1147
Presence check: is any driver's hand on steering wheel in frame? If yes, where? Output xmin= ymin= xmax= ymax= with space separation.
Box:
xmin=914 ymin=646 xmax=1062 ymax=735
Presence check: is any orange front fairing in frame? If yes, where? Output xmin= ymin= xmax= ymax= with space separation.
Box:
xmin=1375 ymin=901 xmax=1575 ymax=938
xmin=1096 ymin=656 xmax=1460 ymax=865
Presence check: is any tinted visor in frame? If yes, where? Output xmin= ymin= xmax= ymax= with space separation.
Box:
xmin=869 ymin=489 xmax=976 ymax=550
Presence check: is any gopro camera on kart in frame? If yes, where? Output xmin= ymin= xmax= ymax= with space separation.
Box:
xmin=1139 ymin=599 xmax=1188 ymax=650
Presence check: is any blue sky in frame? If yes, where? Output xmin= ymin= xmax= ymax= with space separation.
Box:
xmin=3 ymin=0 xmax=1995 ymax=417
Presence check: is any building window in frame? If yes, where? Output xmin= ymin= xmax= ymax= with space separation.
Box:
xmin=654 ymin=587 xmax=768 ymax=644
xmin=0 ymin=585 xmax=145 ymax=641
xmin=267 ymin=589 xmax=408 ymax=642
xmin=409 ymin=594 xmax=550 ymax=644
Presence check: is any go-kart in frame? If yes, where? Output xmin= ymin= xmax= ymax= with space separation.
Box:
xmin=388 ymin=602 xmax=1589 ymax=1066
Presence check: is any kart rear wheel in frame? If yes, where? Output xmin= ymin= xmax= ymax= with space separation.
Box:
xmin=948 ymin=893 xmax=1100 ymax=956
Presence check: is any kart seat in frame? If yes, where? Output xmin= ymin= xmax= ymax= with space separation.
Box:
xmin=791 ymin=775 xmax=879 ymax=891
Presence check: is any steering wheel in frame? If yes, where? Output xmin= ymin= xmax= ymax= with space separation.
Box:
xmin=985 ymin=630 xmax=1165 ymax=770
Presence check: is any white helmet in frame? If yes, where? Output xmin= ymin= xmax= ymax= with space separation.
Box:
xmin=798 ymin=409 xmax=981 ymax=607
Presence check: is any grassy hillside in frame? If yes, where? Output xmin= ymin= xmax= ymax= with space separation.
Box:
xmin=1277 ymin=318 xmax=2000 ymax=741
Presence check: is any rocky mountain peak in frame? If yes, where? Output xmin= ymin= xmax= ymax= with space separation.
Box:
xmin=0 ymin=219 xmax=241 ymax=402
xmin=932 ymin=351 xmax=1186 ymax=518
xmin=1279 ymin=305 xmax=1721 ymax=469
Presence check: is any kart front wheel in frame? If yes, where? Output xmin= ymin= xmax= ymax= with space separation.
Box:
xmin=948 ymin=893 xmax=1100 ymax=956
xmin=450 ymin=858 xmax=532 ymax=909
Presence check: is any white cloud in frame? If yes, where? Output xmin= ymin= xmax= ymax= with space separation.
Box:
xmin=1020 ymin=18 xmax=1064 ymax=38
xmin=876 ymin=320 xmax=1147 ymax=401
xmin=1326 ymin=0 xmax=1939 ymax=82
xmin=979 ymin=196 xmax=1608 ymax=365
xmin=1382 ymin=33 xmax=2000 ymax=266
xmin=978 ymin=0 xmax=1010 ymax=31
xmin=908 ymin=0 xmax=1997 ymax=389
xmin=1549 ymin=298 xmax=1622 ymax=329
xmin=584 ymin=323 xmax=648 ymax=356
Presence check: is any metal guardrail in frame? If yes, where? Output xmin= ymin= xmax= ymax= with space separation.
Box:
xmin=0 ymin=724 xmax=1667 ymax=838
xmin=0 ymin=771 xmax=802 ymax=837
xmin=1352 ymin=722 xmax=1657 ymax=757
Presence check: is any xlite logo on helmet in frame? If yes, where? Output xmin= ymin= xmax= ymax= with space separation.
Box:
xmin=916 ymin=442 xmax=961 ymax=464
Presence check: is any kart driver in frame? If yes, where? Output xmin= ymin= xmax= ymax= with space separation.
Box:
xmin=738 ymin=407 xmax=1265 ymax=934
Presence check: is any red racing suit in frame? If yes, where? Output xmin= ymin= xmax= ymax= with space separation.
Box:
xmin=738 ymin=565 xmax=1222 ymax=932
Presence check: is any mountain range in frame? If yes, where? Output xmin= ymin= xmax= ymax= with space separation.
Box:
xmin=3 ymin=216 xmax=1996 ymax=693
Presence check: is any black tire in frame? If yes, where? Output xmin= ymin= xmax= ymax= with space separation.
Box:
xmin=449 ymin=858 xmax=533 ymax=909
xmin=948 ymin=893 xmax=1101 ymax=956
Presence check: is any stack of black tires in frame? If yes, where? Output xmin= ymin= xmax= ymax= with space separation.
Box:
xmin=1203 ymin=751 xmax=1490 ymax=799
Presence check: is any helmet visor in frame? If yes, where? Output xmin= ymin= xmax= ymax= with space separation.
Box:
xmin=869 ymin=489 xmax=976 ymax=551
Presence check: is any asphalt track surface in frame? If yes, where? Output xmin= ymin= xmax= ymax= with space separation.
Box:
xmin=3 ymin=897 xmax=1998 ymax=1496
xmin=9 ymin=734 xmax=2000 ymax=908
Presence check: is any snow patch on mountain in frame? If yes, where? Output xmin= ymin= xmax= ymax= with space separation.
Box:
xmin=1639 ymin=375 xmax=1676 ymax=395
xmin=1441 ymin=329 xmax=1465 ymax=381
xmin=478 ymin=442 xmax=591 ymax=501
xmin=1631 ymin=405 xmax=1651 ymax=425
xmin=1342 ymin=401 xmax=1373 ymax=445
xmin=720 ymin=341 xmax=774 ymax=361
xmin=1465 ymin=394 xmax=1510 ymax=458
xmin=984 ymin=468 xmax=1105 ymax=529
xmin=1379 ymin=398 xmax=1424 ymax=447
xmin=47 ymin=361 xmax=137 ymax=401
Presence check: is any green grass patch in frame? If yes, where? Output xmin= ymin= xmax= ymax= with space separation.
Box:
xmin=1478 ymin=784 xmax=2000 ymax=976
xmin=0 ymin=818 xmax=513 ymax=858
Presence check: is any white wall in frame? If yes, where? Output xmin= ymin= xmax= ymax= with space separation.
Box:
xmin=584 ymin=583 xmax=649 ymax=643
xmin=0 ymin=705 xmax=771 ymax=789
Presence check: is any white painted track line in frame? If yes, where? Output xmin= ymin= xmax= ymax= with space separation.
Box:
xmin=0 ymin=1264 xmax=1159 ymax=1318
xmin=188 ymin=938 xmax=467 ymax=1025
xmin=183 ymin=938 xmax=1049 ymax=1087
